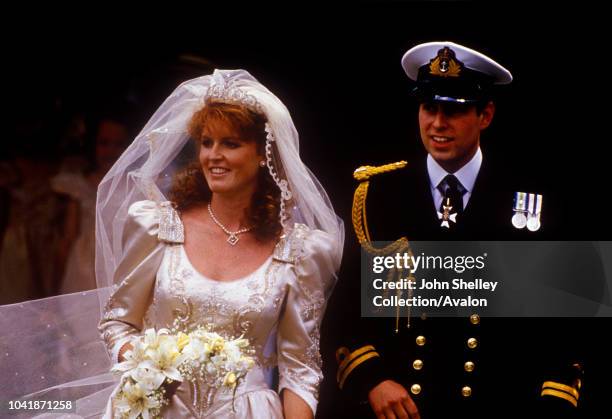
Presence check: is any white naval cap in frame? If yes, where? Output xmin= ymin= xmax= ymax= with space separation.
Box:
xmin=401 ymin=41 xmax=513 ymax=103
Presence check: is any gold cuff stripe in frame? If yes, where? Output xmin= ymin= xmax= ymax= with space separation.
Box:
xmin=542 ymin=381 xmax=579 ymax=399
xmin=339 ymin=352 xmax=380 ymax=390
xmin=541 ymin=389 xmax=578 ymax=408
xmin=337 ymin=345 xmax=376 ymax=380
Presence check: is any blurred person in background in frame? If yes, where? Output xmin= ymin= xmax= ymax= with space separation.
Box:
xmin=0 ymin=110 xmax=66 ymax=304
xmin=52 ymin=112 xmax=131 ymax=294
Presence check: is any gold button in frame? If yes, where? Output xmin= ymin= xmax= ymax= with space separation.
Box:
xmin=467 ymin=338 xmax=478 ymax=349
xmin=416 ymin=336 xmax=426 ymax=346
xmin=413 ymin=359 xmax=423 ymax=370
xmin=464 ymin=361 xmax=475 ymax=372
xmin=470 ymin=314 xmax=480 ymax=325
xmin=410 ymin=384 xmax=422 ymax=395
xmin=462 ymin=386 xmax=472 ymax=397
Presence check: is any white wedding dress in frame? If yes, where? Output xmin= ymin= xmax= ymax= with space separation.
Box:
xmin=99 ymin=200 xmax=335 ymax=418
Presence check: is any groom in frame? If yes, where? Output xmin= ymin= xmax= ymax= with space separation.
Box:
xmin=326 ymin=41 xmax=605 ymax=418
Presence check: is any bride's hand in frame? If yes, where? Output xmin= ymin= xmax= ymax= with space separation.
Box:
xmin=281 ymin=388 xmax=313 ymax=419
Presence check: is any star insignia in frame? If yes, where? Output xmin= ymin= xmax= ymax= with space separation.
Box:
xmin=437 ymin=202 xmax=458 ymax=228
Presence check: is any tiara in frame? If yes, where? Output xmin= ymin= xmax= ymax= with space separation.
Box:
xmin=205 ymin=81 xmax=263 ymax=114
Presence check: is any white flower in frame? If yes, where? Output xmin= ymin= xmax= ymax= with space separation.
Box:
xmin=115 ymin=380 xmax=161 ymax=419
xmin=176 ymin=332 xmax=190 ymax=351
xmin=205 ymin=362 xmax=218 ymax=375
xmin=140 ymin=338 xmax=184 ymax=383
xmin=129 ymin=367 xmax=166 ymax=392
xmin=111 ymin=327 xmax=256 ymax=418
xmin=182 ymin=338 xmax=212 ymax=363
xmin=111 ymin=338 xmax=147 ymax=376
xmin=143 ymin=328 xmax=172 ymax=351
xmin=222 ymin=342 xmax=242 ymax=363
xmin=210 ymin=354 xmax=226 ymax=368
xmin=240 ymin=356 xmax=255 ymax=370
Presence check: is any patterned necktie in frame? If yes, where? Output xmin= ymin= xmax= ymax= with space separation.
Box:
xmin=439 ymin=174 xmax=464 ymax=212
xmin=437 ymin=174 xmax=464 ymax=227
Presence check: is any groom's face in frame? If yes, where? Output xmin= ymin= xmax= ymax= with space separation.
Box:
xmin=418 ymin=101 xmax=494 ymax=173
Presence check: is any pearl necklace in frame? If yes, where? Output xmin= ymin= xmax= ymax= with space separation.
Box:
xmin=207 ymin=203 xmax=253 ymax=245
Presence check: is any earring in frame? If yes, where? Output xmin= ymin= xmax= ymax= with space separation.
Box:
xmin=259 ymin=160 xmax=266 ymax=167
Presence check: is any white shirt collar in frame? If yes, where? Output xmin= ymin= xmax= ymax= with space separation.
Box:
xmin=427 ymin=147 xmax=482 ymax=193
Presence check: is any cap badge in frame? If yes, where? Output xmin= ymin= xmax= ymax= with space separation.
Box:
xmin=429 ymin=47 xmax=462 ymax=78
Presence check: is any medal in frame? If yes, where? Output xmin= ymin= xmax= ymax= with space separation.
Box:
xmin=526 ymin=214 xmax=541 ymax=231
xmin=512 ymin=212 xmax=527 ymax=229
xmin=526 ymin=193 xmax=542 ymax=232
xmin=512 ymin=192 xmax=542 ymax=231
xmin=512 ymin=192 xmax=528 ymax=229
xmin=437 ymin=197 xmax=458 ymax=228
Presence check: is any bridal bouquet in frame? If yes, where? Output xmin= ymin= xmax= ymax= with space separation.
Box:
xmin=111 ymin=327 xmax=255 ymax=419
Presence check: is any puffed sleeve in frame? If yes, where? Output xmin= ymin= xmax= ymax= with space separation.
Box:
xmin=277 ymin=228 xmax=337 ymax=416
xmin=97 ymin=200 xmax=173 ymax=363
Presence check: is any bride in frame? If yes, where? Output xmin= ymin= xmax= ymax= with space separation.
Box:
xmin=0 ymin=69 xmax=343 ymax=418
xmin=96 ymin=69 xmax=344 ymax=418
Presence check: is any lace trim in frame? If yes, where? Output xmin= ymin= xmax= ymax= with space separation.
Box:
xmin=273 ymin=223 xmax=309 ymax=263
xmin=278 ymin=223 xmax=325 ymax=401
xmin=282 ymin=366 xmax=322 ymax=402
xmin=158 ymin=201 xmax=184 ymax=243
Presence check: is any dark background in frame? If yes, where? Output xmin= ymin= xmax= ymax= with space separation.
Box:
xmin=3 ymin=1 xmax=610 ymax=417
xmin=5 ymin=1 xmax=609 ymax=239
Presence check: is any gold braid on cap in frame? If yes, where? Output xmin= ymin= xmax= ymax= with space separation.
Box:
xmin=352 ymin=160 xmax=417 ymax=332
